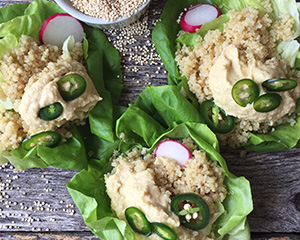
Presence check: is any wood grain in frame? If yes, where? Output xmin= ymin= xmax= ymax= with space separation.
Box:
xmin=0 ymin=0 xmax=300 ymax=239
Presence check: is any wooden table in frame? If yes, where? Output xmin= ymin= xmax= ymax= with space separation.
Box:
xmin=0 ymin=0 xmax=300 ymax=239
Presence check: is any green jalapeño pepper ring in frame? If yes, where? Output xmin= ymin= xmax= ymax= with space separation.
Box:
xmin=151 ymin=222 xmax=178 ymax=240
xmin=232 ymin=79 xmax=260 ymax=107
xmin=253 ymin=93 xmax=282 ymax=112
xmin=22 ymin=131 xmax=62 ymax=151
xmin=39 ymin=102 xmax=63 ymax=121
xmin=57 ymin=73 xmax=87 ymax=101
xmin=200 ymin=100 xmax=235 ymax=134
xmin=125 ymin=207 xmax=152 ymax=236
xmin=170 ymin=193 xmax=210 ymax=230
xmin=262 ymin=78 xmax=298 ymax=92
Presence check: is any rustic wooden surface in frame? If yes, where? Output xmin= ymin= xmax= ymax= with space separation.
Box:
xmin=0 ymin=0 xmax=300 ymax=239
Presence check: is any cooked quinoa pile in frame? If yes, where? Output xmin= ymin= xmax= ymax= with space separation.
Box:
xmin=105 ymin=138 xmax=227 ymax=240
xmin=0 ymin=35 xmax=100 ymax=152
xmin=175 ymin=6 xmax=300 ymax=148
xmin=70 ymin=0 xmax=147 ymax=22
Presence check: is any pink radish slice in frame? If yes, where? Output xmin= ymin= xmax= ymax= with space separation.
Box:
xmin=180 ymin=4 xmax=220 ymax=33
xmin=39 ymin=13 xmax=84 ymax=47
xmin=154 ymin=140 xmax=191 ymax=166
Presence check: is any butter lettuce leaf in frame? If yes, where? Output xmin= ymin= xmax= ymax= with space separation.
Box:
xmin=0 ymin=0 xmax=123 ymax=170
xmin=67 ymin=85 xmax=252 ymax=240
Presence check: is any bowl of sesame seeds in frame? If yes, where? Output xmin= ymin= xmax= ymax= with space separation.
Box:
xmin=54 ymin=0 xmax=152 ymax=29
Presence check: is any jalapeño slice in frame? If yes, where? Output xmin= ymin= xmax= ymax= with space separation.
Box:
xmin=151 ymin=222 xmax=178 ymax=240
xmin=171 ymin=193 xmax=209 ymax=230
xmin=262 ymin=78 xmax=298 ymax=92
xmin=253 ymin=93 xmax=282 ymax=112
xmin=200 ymin=100 xmax=235 ymax=134
xmin=125 ymin=207 xmax=152 ymax=236
xmin=39 ymin=102 xmax=63 ymax=121
xmin=57 ymin=73 xmax=86 ymax=101
xmin=232 ymin=79 xmax=260 ymax=107
xmin=23 ymin=131 xmax=62 ymax=151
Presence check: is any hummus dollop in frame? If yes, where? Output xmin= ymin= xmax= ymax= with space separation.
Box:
xmin=18 ymin=57 xmax=101 ymax=134
xmin=105 ymin=157 xmax=180 ymax=228
xmin=209 ymin=45 xmax=300 ymax=124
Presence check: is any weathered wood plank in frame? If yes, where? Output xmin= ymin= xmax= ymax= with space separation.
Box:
xmin=222 ymin=148 xmax=300 ymax=233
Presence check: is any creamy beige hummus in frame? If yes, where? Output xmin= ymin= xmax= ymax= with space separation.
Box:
xmin=18 ymin=57 xmax=101 ymax=135
xmin=105 ymin=157 xmax=180 ymax=228
xmin=209 ymin=45 xmax=300 ymax=124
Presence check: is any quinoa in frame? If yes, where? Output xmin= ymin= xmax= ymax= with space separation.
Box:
xmin=175 ymin=7 xmax=300 ymax=148
xmin=105 ymin=138 xmax=227 ymax=240
xmin=0 ymin=36 xmax=62 ymax=106
xmin=70 ymin=0 xmax=147 ymax=22
xmin=0 ymin=110 xmax=26 ymax=151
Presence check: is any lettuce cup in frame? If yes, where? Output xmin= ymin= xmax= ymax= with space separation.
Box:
xmin=67 ymin=85 xmax=253 ymax=240
xmin=152 ymin=0 xmax=300 ymax=151
xmin=0 ymin=0 xmax=123 ymax=170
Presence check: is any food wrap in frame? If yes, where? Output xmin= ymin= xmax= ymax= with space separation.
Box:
xmin=0 ymin=0 xmax=123 ymax=170
xmin=152 ymin=0 xmax=300 ymax=151
xmin=67 ymin=85 xmax=253 ymax=240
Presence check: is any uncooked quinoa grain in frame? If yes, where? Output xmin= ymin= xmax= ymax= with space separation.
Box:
xmin=70 ymin=0 xmax=147 ymax=22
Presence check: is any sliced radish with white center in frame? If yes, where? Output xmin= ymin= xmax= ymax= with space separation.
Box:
xmin=39 ymin=13 xmax=84 ymax=47
xmin=180 ymin=4 xmax=220 ymax=33
xmin=154 ymin=140 xmax=191 ymax=166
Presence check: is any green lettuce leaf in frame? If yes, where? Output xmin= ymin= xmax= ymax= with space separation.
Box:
xmin=277 ymin=40 xmax=300 ymax=68
xmin=211 ymin=0 xmax=246 ymax=11
xmin=152 ymin=0 xmax=300 ymax=151
xmin=85 ymin=24 xmax=123 ymax=142
xmin=0 ymin=0 xmax=123 ymax=170
xmin=67 ymin=85 xmax=252 ymax=240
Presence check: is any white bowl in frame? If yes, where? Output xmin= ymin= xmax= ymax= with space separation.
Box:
xmin=54 ymin=0 xmax=151 ymax=29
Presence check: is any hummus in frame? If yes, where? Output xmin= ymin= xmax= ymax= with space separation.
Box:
xmin=105 ymin=157 xmax=180 ymax=228
xmin=18 ymin=57 xmax=101 ymax=135
xmin=208 ymin=45 xmax=300 ymax=124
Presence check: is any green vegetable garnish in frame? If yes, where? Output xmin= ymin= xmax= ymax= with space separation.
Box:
xmin=22 ymin=131 xmax=62 ymax=151
xmin=262 ymin=78 xmax=298 ymax=92
xmin=125 ymin=207 xmax=152 ymax=236
xmin=253 ymin=93 xmax=282 ymax=112
xmin=232 ymin=79 xmax=260 ymax=107
xmin=151 ymin=222 xmax=178 ymax=240
xmin=200 ymin=100 xmax=235 ymax=134
xmin=57 ymin=73 xmax=87 ymax=101
xmin=39 ymin=102 xmax=63 ymax=121
xmin=178 ymin=207 xmax=201 ymax=216
xmin=170 ymin=193 xmax=210 ymax=230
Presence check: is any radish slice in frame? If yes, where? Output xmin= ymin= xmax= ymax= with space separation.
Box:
xmin=39 ymin=13 xmax=84 ymax=47
xmin=154 ymin=140 xmax=191 ymax=166
xmin=180 ymin=4 xmax=221 ymax=33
